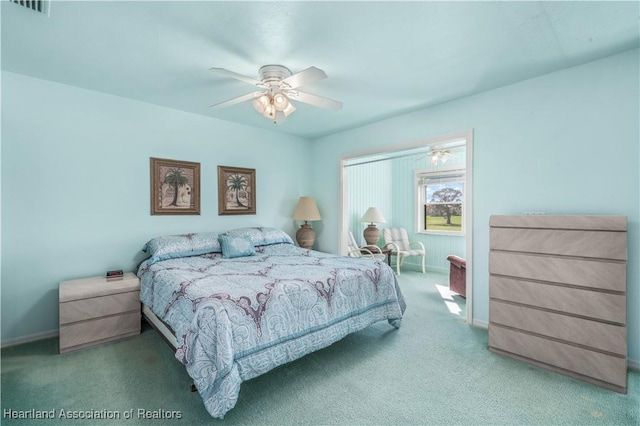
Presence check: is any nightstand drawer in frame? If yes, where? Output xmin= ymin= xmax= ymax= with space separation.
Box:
xmin=60 ymin=291 xmax=139 ymax=324
xmin=59 ymin=311 xmax=140 ymax=353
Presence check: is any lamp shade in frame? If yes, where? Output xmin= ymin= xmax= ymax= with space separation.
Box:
xmin=252 ymin=94 xmax=270 ymax=113
xmin=273 ymin=93 xmax=289 ymax=111
xmin=292 ymin=196 xmax=321 ymax=222
xmin=360 ymin=207 xmax=387 ymax=224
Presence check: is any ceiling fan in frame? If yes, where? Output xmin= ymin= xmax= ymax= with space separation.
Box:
xmin=209 ymin=65 xmax=343 ymax=124
xmin=413 ymin=146 xmax=456 ymax=165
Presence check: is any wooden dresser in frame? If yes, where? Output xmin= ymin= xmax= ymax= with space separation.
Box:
xmin=59 ymin=272 xmax=141 ymax=354
xmin=488 ymin=215 xmax=627 ymax=393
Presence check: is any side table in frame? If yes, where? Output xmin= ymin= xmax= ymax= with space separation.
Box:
xmin=59 ymin=272 xmax=140 ymax=354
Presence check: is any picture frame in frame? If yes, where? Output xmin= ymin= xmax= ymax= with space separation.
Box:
xmin=218 ymin=166 xmax=256 ymax=215
xmin=150 ymin=157 xmax=200 ymax=215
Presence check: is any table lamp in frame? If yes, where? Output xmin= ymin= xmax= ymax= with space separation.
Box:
xmin=360 ymin=207 xmax=387 ymax=245
xmin=292 ymin=196 xmax=322 ymax=248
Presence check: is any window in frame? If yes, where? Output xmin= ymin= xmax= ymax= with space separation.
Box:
xmin=416 ymin=169 xmax=465 ymax=235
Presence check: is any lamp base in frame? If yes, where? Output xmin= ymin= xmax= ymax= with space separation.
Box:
xmin=363 ymin=224 xmax=380 ymax=246
xmin=296 ymin=224 xmax=316 ymax=249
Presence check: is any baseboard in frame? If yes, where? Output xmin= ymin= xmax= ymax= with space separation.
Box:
xmin=1 ymin=329 xmax=59 ymax=349
xmin=395 ymin=263 xmax=448 ymax=274
xmin=472 ymin=319 xmax=489 ymax=329
xmin=428 ymin=266 xmax=449 ymax=274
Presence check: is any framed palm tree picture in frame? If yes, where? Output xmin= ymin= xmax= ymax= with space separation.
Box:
xmin=218 ymin=166 xmax=256 ymax=215
xmin=150 ymin=157 xmax=200 ymax=215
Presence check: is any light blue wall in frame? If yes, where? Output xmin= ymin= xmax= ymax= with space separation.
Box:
xmin=344 ymin=160 xmax=393 ymax=247
xmin=311 ymin=50 xmax=640 ymax=364
xmin=1 ymin=71 xmax=312 ymax=343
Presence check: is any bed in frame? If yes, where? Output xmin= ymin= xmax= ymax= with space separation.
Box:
xmin=137 ymin=227 xmax=406 ymax=418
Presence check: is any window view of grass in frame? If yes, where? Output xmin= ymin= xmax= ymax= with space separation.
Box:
xmin=426 ymin=215 xmax=462 ymax=231
xmin=424 ymin=182 xmax=463 ymax=233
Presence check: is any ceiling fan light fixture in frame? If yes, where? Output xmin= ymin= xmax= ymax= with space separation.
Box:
xmin=273 ymin=93 xmax=289 ymax=111
xmin=254 ymin=92 xmax=294 ymax=123
xmin=282 ymin=102 xmax=295 ymax=117
xmin=261 ymin=103 xmax=275 ymax=118
xmin=430 ymin=149 xmax=451 ymax=165
xmin=274 ymin=110 xmax=286 ymax=124
xmin=252 ymin=94 xmax=271 ymax=114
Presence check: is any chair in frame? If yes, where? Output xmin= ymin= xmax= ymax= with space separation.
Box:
xmin=345 ymin=231 xmax=386 ymax=261
xmin=382 ymin=228 xmax=425 ymax=274
xmin=446 ymin=255 xmax=466 ymax=297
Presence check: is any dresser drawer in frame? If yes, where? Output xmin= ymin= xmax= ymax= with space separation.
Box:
xmin=490 ymin=251 xmax=626 ymax=292
xmin=490 ymin=300 xmax=626 ymax=355
xmin=489 ymin=227 xmax=627 ymax=260
xmin=60 ymin=291 xmax=139 ymax=325
xmin=490 ymin=276 xmax=626 ymax=324
xmin=60 ymin=311 xmax=140 ymax=353
xmin=489 ymin=325 xmax=627 ymax=389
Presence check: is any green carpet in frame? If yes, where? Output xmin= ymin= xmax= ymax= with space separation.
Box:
xmin=2 ymin=271 xmax=638 ymax=425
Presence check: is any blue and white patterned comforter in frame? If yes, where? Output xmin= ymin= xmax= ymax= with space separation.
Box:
xmin=138 ymin=242 xmax=405 ymax=418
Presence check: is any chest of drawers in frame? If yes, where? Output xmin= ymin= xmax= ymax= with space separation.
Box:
xmin=488 ymin=215 xmax=627 ymax=393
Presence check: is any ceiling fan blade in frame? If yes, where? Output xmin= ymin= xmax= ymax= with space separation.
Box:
xmin=209 ymin=68 xmax=262 ymax=86
xmin=209 ymin=91 xmax=263 ymax=109
xmin=281 ymin=66 xmax=327 ymax=89
xmin=287 ymin=90 xmax=343 ymax=111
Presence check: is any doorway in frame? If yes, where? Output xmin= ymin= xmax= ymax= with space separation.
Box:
xmin=338 ymin=130 xmax=473 ymax=324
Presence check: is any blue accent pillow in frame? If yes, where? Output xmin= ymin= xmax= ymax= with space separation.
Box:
xmin=225 ymin=227 xmax=294 ymax=247
xmin=219 ymin=234 xmax=256 ymax=259
xmin=142 ymin=232 xmax=221 ymax=265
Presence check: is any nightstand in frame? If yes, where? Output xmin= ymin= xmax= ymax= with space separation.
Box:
xmin=59 ymin=272 xmax=141 ymax=354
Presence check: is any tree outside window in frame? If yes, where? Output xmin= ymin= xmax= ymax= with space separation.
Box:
xmin=424 ymin=181 xmax=463 ymax=233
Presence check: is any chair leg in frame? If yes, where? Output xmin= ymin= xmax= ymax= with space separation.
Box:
xmin=396 ymin=255 xmax=401 ymax=274
xmin=421 ymin=255 xmax=426 ymax=274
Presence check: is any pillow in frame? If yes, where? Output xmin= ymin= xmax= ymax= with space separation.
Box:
xmin=219 ymin=234 xmax=256 ymax=259
xmin=225 ymin=227 xmax=294 ymax=247
xmin=142 ymin=232 xmax=221 ymax=265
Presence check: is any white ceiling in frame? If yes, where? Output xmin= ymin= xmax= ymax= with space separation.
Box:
xmin=2 ymin=1 xmax=639 ymax=139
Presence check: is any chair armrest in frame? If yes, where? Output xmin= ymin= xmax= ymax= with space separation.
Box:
xmin=347 ymin=249 xmax=361 ymax=258
xmin=409 ymin=241 xmax=425 ymax=252
xmin=356 ymin=248 xmax=376 ymax=259
xmin=446 ymin=255 xmax=466 ymax=269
